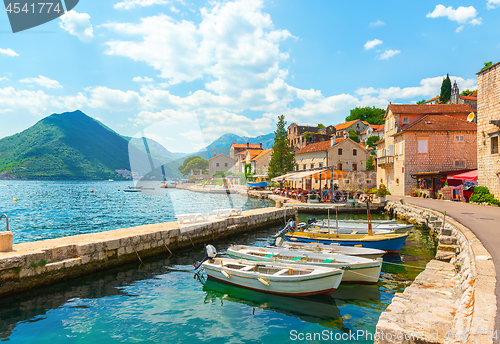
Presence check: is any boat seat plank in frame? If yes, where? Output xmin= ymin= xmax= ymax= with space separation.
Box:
xmin=274 ymin=268 xmax=289 ymax=276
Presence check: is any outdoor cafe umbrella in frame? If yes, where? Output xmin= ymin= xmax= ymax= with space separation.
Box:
xmin=450 ymin=170 xmax=478 ymax=181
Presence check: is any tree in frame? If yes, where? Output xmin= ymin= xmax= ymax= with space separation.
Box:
xmin=268 ymin=115 xmax=295 ymax=179
xmin=317 ymin=123 xmax=325 ymax=128
xmin=348 ymin=130 xmax=360 ymax=143
xmin=366 ymin=135 xmax=380 ymax=148
xmin=367 ymin=156 xmax=375 ymax=171
xmin=460 ymin=89 xmax=476 ymax=96
xmin=439 ymin=74 xmax=451 ymax=103
xmin=481 ymin=61 xmax=493 ymax=72
xmin=346 ymin=106 xmax=385 ymax=125
xmin=178 ymin=156 xmax=208 ymax=176
xmin=416 ymin=99 xmax=427 ymax=104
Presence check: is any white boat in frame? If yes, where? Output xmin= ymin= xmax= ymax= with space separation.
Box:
xmin=227 ymin=245 xmax=382 ymax=284
xmin=202 ymin=257 xmax=344 ymax=296
xmin=274 ymin=240 xmax=385 ymax=259
xmin=310 ymin=220 xmax=413 ymax=234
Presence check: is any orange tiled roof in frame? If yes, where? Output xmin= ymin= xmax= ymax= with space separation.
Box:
xmin=422 ymin=96 xmax=439 ymax=104
xmin=459 ymin=95 xmax=477 ymax=101
xmin=231 ymin=143 xmax=262 ymax=149
xmin=398 ymin=114 xmax=477 ymax=133
xmin=334 ymin=119 xmax=360 ymax=130
xmin=469 ymin=91 xmax=477 ymax=97
xmin=242 ymin=149 xmax=263 ymax=157
xmin=371 ymin=124 xmax=384 ymax=131
xmin=388 ymin=103 xmax=476 ymax=115
xmin=251 ymin=149 xmax=272 ymax=161
xmin=295 ymin=140 xmax=331 ymax=154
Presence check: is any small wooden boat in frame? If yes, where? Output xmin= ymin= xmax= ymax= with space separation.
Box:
xmin=123 ymin=186 xmax=141 ymax=192
xmin=274 ymin=241 xmax=385 ymax=259
xmin=227 ymin=245 xmax=382 ymax=284
xmin=202 ymin=257 xmax=343 ymax=296
xmin=310 ymin=220 xmax=413 ymax=233
xmin=285 ymin=231 xmax=409 ymax=253
xmin=305 ymin=226 xmax=394 ymax=236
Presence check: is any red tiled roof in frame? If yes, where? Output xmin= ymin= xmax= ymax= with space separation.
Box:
xmin=469 ymin=91 xmax=477 ymax=97
xmin=295 ymin=140 xmax=331 ymax=154
xmin=251 ymin=149 xmax=272 ymax=161
xmin=371 ymin=124 xmax=384 ymax=131
xmin=422 ymin=96 xmax=439 ymax=104
xmin=388 ymin=103 xmax=476 ymax=115
xmin=397 ymin=114 xmax=477 ymax=133
xmin=459 ymin=96 xmax=477 ymax=101
xmin=231 ymin=143 xmax=262 ymax=149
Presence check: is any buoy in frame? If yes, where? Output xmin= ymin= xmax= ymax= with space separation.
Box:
xmin=13 ymin=198 xmax=17 ymax=202
xmin=91 ymin=190 xmax=94 ymax=193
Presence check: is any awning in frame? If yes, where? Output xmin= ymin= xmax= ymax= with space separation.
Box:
xmin=252 ymin=174 xmax=268 ymax=178
xmin=310 ymin=169 xmax=347 ymax=180
xmin=285 ymin=169 xmax=328 ymax=180
xmin=270 ymin=172 xmax=297 ymax=181
xmin=449 ymin=169 xmax=477 ymax=181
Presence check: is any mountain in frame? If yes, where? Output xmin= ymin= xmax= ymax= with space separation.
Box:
xmin=196 ymin=133 xmax=275 ymax=159
xmin=0 ymin=110 xmax=182 ymax=180
xmin=124 ymin=136 xmax=188 ymax=163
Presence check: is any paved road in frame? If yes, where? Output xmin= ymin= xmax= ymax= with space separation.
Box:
xmin=388 ymin=195 xmax=500 ymax=335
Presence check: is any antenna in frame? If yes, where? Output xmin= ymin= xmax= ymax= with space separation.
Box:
xmin=467 ymin=113 xmax=475 ymax=122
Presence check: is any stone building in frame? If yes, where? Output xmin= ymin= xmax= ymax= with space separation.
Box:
xmin=334 ymin=119 xmax=371 ymax=138
xmin=376 ymin=104 xmax=477 ymax=196
xmin=208 ymin=153 xmax=236 ymax=177
xmin=477 ymin=61 xmax=500 ymax=199
xmin=229 ymin=142 xmax=263 ymax=159
xmin=359 ymin=124 xmax=384 ymax=142
xmin=249 ymin=149 xmax=273 ymax=174
xmin=423 ymin=81 xmax=477 ymax=110
xmin=287 ymin=123 xmax=336 ymax=151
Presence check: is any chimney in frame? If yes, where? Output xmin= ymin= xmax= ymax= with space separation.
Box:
xmin=259 ymin=142 xmax=262 ymax=148
xmin=247 ymin=142 xmax=249 ymax=148
xmin=213 ymin=152 xmax=216 ymax=157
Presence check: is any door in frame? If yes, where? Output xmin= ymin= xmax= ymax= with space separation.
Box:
xmin=305 ymin=178 xmax=312 ymax=190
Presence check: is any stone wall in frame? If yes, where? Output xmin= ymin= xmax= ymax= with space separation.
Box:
xmin=375 ymin=201 xmax=496 ymax=344
xmin=0 ymin=207 xmax=294 ymax=297
xmin=477 ymin=61 xmax=500 ymax=199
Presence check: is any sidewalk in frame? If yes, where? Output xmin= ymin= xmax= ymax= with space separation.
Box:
xmin=387 ymin=195 xmax=500 ymax=335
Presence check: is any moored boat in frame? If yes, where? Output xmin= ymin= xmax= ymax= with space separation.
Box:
xmin=227 ymin=245 xmax=382 ymax=284
xmin=274 ymin=240 xmax=385 ymax=259
xmin=310 ymin=220 xmax=413 ymax=233
xmin=285 ymin=231 xmax=409 ymax=253
xmin=202 ymin=257 xmax=344 ymax=296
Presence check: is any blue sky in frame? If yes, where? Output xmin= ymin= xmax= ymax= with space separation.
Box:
xmin=0 ymin=0 xmax=499 ymax=153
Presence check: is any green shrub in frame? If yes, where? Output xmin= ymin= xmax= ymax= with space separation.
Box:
xmin=376 ymin=184 xmax=389 ymax=197
xmin=469 ymin=186 xmax=500 ymax=206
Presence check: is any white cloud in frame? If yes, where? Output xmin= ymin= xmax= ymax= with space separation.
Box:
xmin=59 ymin=11 xmax=93 ymax=43
xmin=369 ymin=20 xmax=385 ymax=28
xmin=364 ymin=39 xmax=383 ymax=50
xmin=114 ymin=0 xmax=171 ymax=10
xmin=133 ymin=76 xmax=154 ymax=83
xmin=85 ymin=86 xmax=146 ymax=111
xmin=0 ymin=77 xmax=8 ymax=81
xmin=19 ymin=75 xmax=62 ymax=89
xmin=0 ymin=48 xmax=19 ymax=57
xmin=426 ymin=5 xmax=482 ymax=31
xmin=378 ymin=49 xmax=400 ymax=60
xmin=487 ymin=0 xmax=500 ymax=9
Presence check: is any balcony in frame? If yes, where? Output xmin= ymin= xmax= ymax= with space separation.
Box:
xmin=377 ymin=155 xmax=394 ymax=167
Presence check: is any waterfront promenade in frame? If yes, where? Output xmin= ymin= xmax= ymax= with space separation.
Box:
xmin=387 ymin=195 xmax=500 ymax=335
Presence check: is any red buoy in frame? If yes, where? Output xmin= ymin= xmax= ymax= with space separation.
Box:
xmin=91 ymin=190 xmax=94 ymax=193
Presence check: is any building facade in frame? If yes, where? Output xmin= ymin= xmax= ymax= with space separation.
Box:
xmin=376 ymin=104 xmax=477 ymax=196
xmin=229 ymin=142 xmax=263 ymax=159
xmin=208 ymin=153 xmax=236 ymax=177
xmin=477 ymin=61 xmax=500 ymax=199
xmin=287 ymin=123 xmax=336 ymax=151
xmin=249 ymin=149 xmax=273 ymax=174
xmin=334 ymin=119 xmax=371 ymax=138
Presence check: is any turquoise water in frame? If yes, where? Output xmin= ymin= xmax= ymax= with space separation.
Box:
xmin=0 ymin=181 xmax=270 ymax=244
xmin=0 ymin=181 xmax=436 ymax=343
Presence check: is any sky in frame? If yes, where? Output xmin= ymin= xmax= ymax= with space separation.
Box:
xmin=0 ymin=0 xmax=499 ymax=153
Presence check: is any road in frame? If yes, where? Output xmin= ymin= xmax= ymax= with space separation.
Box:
xmin=388 ymin=195 xmax=500 ymax=335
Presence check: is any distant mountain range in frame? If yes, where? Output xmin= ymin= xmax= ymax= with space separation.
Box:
xmin=0 ymin=110 xmax=274 ymax=180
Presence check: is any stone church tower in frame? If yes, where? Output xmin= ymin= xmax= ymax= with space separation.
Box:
xmin=450 ymin=80 xmax=459 ymax=104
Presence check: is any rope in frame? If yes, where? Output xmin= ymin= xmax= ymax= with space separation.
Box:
xmin=381 ymin=260 xmax=427 ymax=270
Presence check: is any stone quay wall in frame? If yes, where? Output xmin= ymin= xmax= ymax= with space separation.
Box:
xmin=0 ymin=207 xmax=294 ymax=297
xmin=375 ymin=201 xmax=496 ymax=344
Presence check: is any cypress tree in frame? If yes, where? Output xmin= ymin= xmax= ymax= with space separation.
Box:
xmin=268 ymin=115 xmax=295 ymax=179
xmin=439 ymin=74 xmax=452 ymax=103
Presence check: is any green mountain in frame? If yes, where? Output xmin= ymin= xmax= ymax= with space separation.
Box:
xmin=0 ymin=110 xmax=182 ymax=180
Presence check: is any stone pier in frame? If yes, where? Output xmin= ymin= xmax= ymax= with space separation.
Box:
xmin=0 ymin=207 xmax=294 ymax=297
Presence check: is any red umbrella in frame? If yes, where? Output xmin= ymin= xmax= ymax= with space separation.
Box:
xmin=450 ymin=170 xmax=477 ymax=181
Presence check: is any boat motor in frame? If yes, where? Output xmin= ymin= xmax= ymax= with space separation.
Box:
xmin=307 ymin=218 xmax=316 ymax=225
xmin=194 ymin=244 xmax=217 ymax=271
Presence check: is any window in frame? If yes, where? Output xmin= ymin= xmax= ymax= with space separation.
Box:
xmin=338 ymin=163 xmax=343 ymax=171
xmin=492 ymin=137 xmax=499 ymax=154
xmin=399 ymin=142 xmax=403 ymax=155
xmin=216 ymin=163 xmax=219 ymax=167
xmin=418 ymin=139 xmax=428 ymax=153
xmin=396 ymin=178 xmax=399 ymax=185
xmin=389 ymin=117 xmax=393 ymax=130
xmin=319 ymin=162 xmax=323 ymax=168
xmin=303 ymin=164 xmax=306 ymax=170
xmin=310 ymin=164 xmax=315 ymax=169
xmin=338 ymin=148 xmax=343 ymax=155
xmin=455 ymin=135 xmax=464 ymax=142
xmin=366 ymin=179 xmax=372 ymax=184
xmin=403 ymin=117 xmax=409 ymax=124
xmin=353 ymin=149 xmax=357 ymax=156
xmin=344 ymin=179 xmax=350 ymax=184
xmin=224 ymin=163 xmax=228 ymax=167
xmin=455 ymin=160 xmax=465 ymax=168
xmin=352 ymin=163 xmax=358 ymax=171
xmin=296 ymin=165 xmax=299 ymax=171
